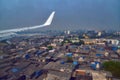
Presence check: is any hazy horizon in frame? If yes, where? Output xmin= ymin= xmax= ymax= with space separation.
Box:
xmin=0 ymin=0 xmax=120 ymax=31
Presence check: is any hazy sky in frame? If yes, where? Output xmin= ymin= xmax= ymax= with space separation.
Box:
xmin=0 ymin=0 xmax=120 ymax=31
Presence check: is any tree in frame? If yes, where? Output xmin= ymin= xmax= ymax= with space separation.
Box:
xmin=47 ymin=46 xmax=53 ymax=50
xmin=72 ymin=40 xmax=84 ymax=46
xmin=67 ymin=56 xmax=73 ymax=62
xmin=102 ymin=61 xmax=120 ymax=79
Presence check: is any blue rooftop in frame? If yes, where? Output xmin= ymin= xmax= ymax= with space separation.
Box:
xmin=11 ymin=68 xmax=19 ymax=73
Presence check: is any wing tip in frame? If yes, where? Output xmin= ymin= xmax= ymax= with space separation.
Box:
xmin=43 ymin=11 xmax=55 ymax=26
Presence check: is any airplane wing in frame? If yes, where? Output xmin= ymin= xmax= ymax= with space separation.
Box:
xmin=0 ymin=11 xmax=55 ymax=34
xmin=0 ymin=11 xmax=55 ymax=40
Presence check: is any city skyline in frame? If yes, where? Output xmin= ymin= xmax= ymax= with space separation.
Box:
xmin=0 ymin=1 xmax=120 ymax=79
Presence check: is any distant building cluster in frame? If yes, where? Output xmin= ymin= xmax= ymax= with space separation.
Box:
xmin=0 ymin=31 xmax=120 ymax=80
